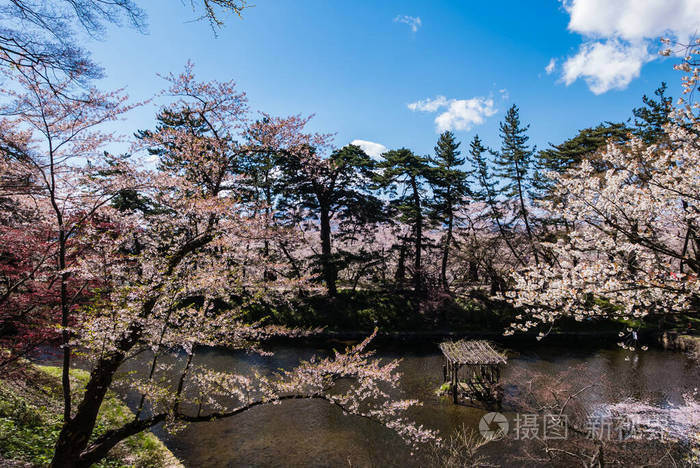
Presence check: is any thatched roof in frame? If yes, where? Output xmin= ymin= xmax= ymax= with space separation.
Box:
xmin=439 ymin=340 xmax=507 ymax=365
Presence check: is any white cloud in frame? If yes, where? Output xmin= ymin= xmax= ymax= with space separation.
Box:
xmin=351 ymin=139 xmax=388 ymax=159
xmin=564 ymin=0 xmax=700 ymax=43
xmin=394 ymin=15 xmax=422 ymax=32
xmin=499 ymin=88 xmax=510 ymax=100
xmin=407 ymin=96 xmax=497 ymax=133
xmin=407 ymin=95 xmax=448 ymax=112
xmin=545 ymin=58 xmax=557 ymax=75
xmin=563 ymin=40 xmax=648 ymax=94
xmin=558 ymin=0 xmax=700 ymax=93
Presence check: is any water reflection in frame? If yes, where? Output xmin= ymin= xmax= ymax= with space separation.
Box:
xmin=127 ymin=343 xmax=697 ymax=467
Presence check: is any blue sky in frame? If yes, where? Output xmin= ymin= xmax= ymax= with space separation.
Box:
xmin=88 ymin=0 xmax=695 ymax=158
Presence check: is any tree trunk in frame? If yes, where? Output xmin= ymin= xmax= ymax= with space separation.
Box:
xmin=514 ymin=160 xmax=539 ymax=265
xmin=319 ymin=206 xmax=337 ymax=296
xmin=395 ymin=237 xmax=407 ymax=285
xmin=411 ymin=177 xmax=423 ymax=303
xmin=58 ymin=226 xmax=71 ymax=422
xmin=52 ymin=300 xmax=148 ymax=467
xmin=47 ymin=145 xmax=73 ymax=423
xmin=440 ymin=212 xmax=453 ymax=291
xmin=468 ymin=261 xmax=479 ymax=283
xmin=51 ymin=349 xmax=128 ymax=468
xmin=263 ymin=203 xmax=273 ymax=281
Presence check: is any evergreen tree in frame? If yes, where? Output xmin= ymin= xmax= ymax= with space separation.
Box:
xmin=532 ymin=122 xmax=630 ymax=202
xmin=377 ymin=148 xmax=432 ymax=299
xmin=633 ymin=82 xmax=673 ymax=145
xmin=242 ymin=117 xmax=287 ymax=279
xmin=468 ymin=135 xmax=524 ymax=266
xmin=429 ymin=131 xmax=469 ymax=291
xmin=278 ymin=144 xmax=384 ymax=296
xmin=493 ymin=105 xmax=539 ymax=264
xmin=136 ymin=107 xmax=244 ymax=194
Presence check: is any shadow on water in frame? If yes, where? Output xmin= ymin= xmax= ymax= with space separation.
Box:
xmin=107 ymin=339 xmax=698 ymax=467
xmin=41 ymin=339 xmax=694 ymax=467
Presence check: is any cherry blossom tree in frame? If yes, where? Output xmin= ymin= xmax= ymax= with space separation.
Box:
xmin=0 ymin=64 xmax=138 ymax=415
xmin=34 ymin=65 xmax=438 ymax=467
xmin=0 ymin=0 xmax=248 ymax=83
xmin=503 ymin=45 xmax=700 ymax=339
xmin=0 ymin=154 xmax=56 ymax=367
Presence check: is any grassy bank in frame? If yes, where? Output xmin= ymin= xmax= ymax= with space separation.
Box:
xmin=660 ymin=332 xmax=700 ymax=360
xmin=240 ymin=289 xmax=697 ymax=343
xmin=241 ymin=288 xmax=509 ymax=331
xmin=0 ymin=364 xmax=182 ymax=468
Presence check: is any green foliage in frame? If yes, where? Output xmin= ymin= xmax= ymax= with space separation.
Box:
xmin=467 ymin=134 xmax=514 ymax=239
xmin=532 ymin=122 xmax=629 ymax=201
xmin=530 ymin=81 xmax=672 ymax=203
xmin=377 ymin=148 xmax=432 ymax=224
xmin=278 ymin=144 xmax=387 ymax=294
xmin=490 ymin=105 xmax=540 ymax=263
xmin=466 ymin=135 xmax=494 ymax=205
xmin=493 ymin=104 xmax=534 ymax=200
xmin=240 ymin=288 xmax=515 ymax=332
xmin=377 ymin=148 xmax=434 ymax=293
xmin=0 ymin=366 xmax=180 ymax=468
xmin=429 ymin=131 xmax=470 ymax=289
xmin=241 ymin=289 xmax=420 ymax=330
xmin=278 ymin=144 xmax=383 ymax=223
xmin=437 ymin=382 xmax=451 ymax=394
xmin=430 ymin=131 xmax=469 ymax=219
xmin=633 ymin=82 xmax=673 ymax=145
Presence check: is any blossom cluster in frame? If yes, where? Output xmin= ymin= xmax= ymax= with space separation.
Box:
xmin=504 ymin=48 xmax=700 ymax=337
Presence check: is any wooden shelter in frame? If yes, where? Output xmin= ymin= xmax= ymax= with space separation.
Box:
xmin=439 ymin=340 xmax=507 ymax=405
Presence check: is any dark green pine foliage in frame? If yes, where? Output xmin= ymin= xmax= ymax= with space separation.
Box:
xmin=241 ymin=117 xmax=287 ymax=279
xmin=531 ymin=122 xmax=630 ymax=202
xmin=377 ymin=148 xmax=432 ymax=299
xmin=103 ymin=153 xmax=157 ymax=216
xmin=530 ymin=83 xmax=672 ymax=204
xmin=493 ymin=105 xmax=539 ymax=264
xmin=136 ymin=107 xmax=242 ymax=196
xmin=468 ymin=135 xmax=524 ymax=266
xmin=633 ymin=82 xmax=673 ymax=144
xmin=429 ymin=131 xmax=469 ymax=291
xmin=242 ymin=117 xmax=284 ymax=210
xmin=277 ymin=144 xmax=384 ymax=297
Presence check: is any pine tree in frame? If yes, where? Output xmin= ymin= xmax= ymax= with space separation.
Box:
xmin=468 ymin=135 xmax=524 ymax=266
xmin=278 ymin=144 xmax=384 ymax=297
xmin=493 ymin=105 xmax=539 ymax=264
xmin=633 ymin=82 xmax=673 ymax=144
xmin=377 ymin=148 xmax=432 ymax=300
xmin=241 ymin=117 xmax=286 ymax=280
xmin=429 ymin=131 xmax=468 ymax=291
xmin=531 ymin=122 xmax=630 ymax=202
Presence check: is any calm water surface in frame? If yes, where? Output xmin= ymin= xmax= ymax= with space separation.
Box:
xmin=129 ymin=342 xmax=697 ymax=467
